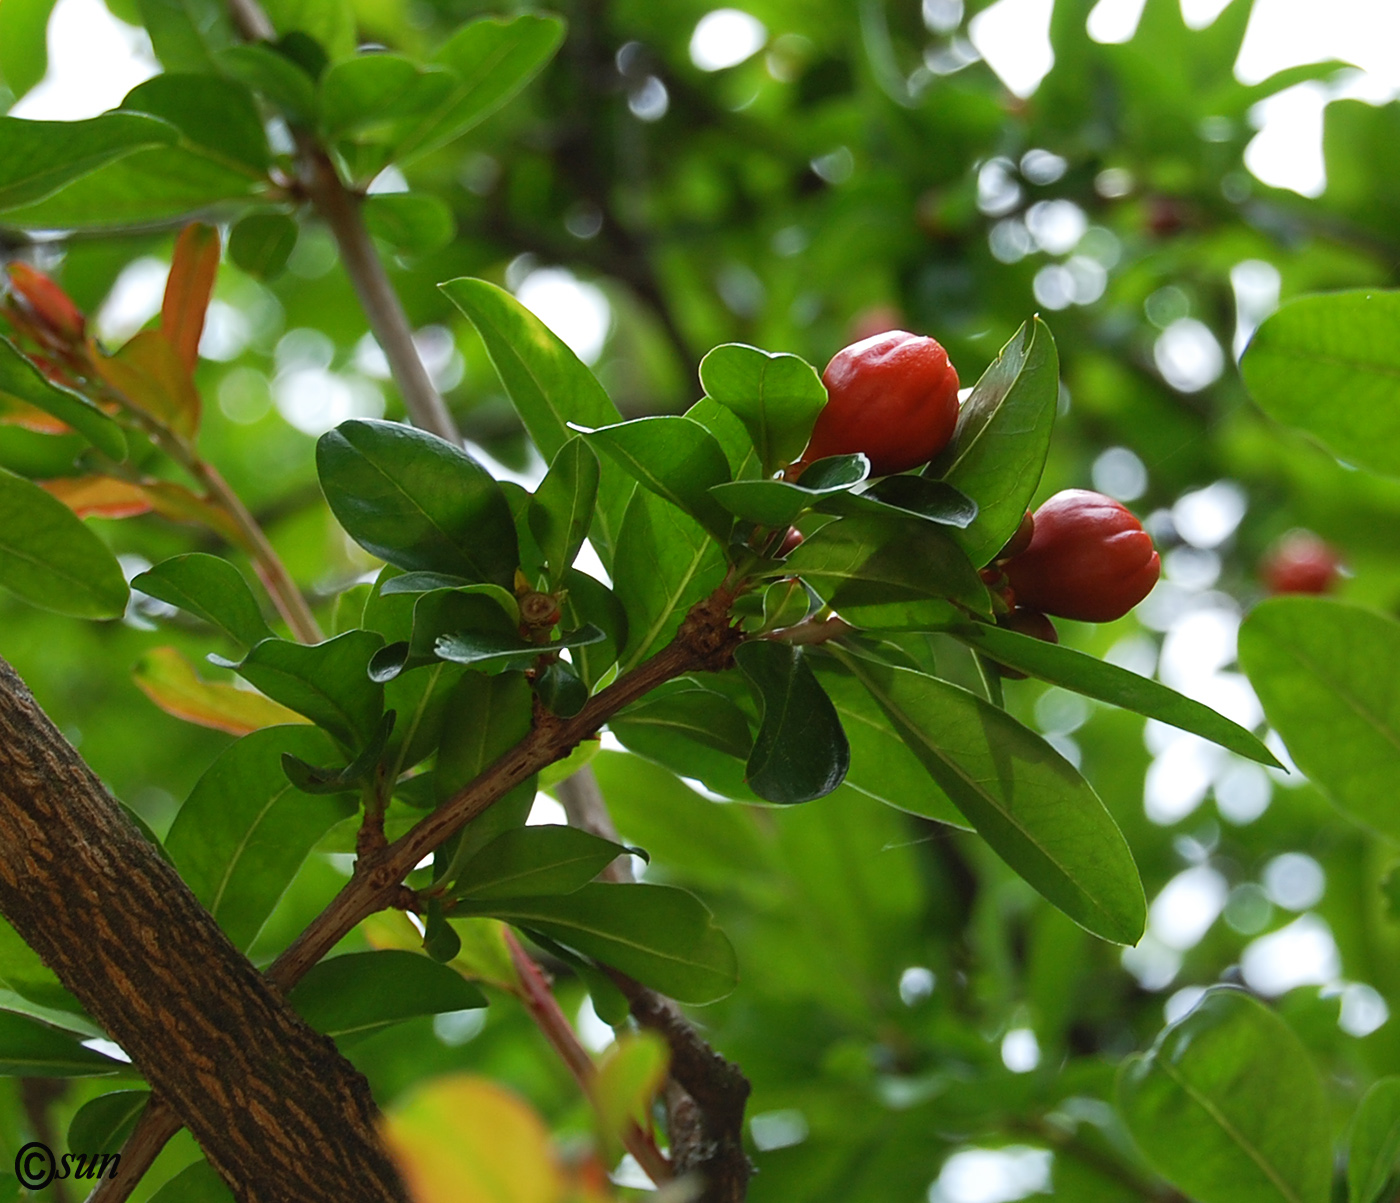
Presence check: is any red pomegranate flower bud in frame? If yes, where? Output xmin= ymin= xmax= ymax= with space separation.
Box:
xmin=797 ymin=330 xmax=960 ymax=477
xmin=1261 ymin=531 xmax=1340 ymax=595
xmin=6 ymin=263 xmax=86 ymax=344
xmin=1001 ymin=489 xmax=1160 ymax=623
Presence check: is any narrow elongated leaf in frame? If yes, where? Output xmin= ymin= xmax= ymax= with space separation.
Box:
xmin=133 ymin=553 xmax=273 ymax=647
xmin=453 ymin=826 xmax=628 ymax=900
xmin=317 ymin=418 xmax=517 ymax=586
xmin=529 ymin=437 xmax=600 ymax=586
xmin=0 ymin=339 xmax=126 ymax=460
xmin=434 ymin=624 xmax=602 ymax=673
xmin=0 ymin=0 xmax=58 ymax=101
xmin=698 ymin=343 xmax=827 ymax=474
xmin=133 ymin=647 xmax=308 ymax=735
xmin=0 ymin=112 xmax=177 ymax=211
xmin=165 ymin=726 xmax=354 ymax=950
xmin=709 ymin=453 xmax=868 ymax=528
xmin=952 ymin=622 xmax=1280 ymax=766
xmin=1117 ymin=988 xmax=1332 ymax=1203
xmin=1239 ymin=597 xmax=1400 ymax=838
xmin=0 ymin=1011 xmax=122 ymax=1076
xmin=456 ymin=882 xmax=738 ymax=1004
xmin=783 ymin=510 xmax=989 ymax=628
xmin=818 ymin=475 xmax=978 ymax=529
xmin=580 ymin=416 xmax=733 ymax=541
xmin=0 ymin=467 xmax=128 ymax=618
xmin=68 ymin=1090 xmax=150 ymax=1154
xmin=288 ymin=951 xmax=485 ymax=1046
xmin=439 ymin=278 xmax=631 ymax=567
xmin=161 ymin=222 xmax=220 ymax=373
xmin=1349 ymin=1078 xmax=1400 ymax=1203
xmin=1241 ymin=291 xmax=1400 ymax=478
xmin=613 ymin=489 xmax=727 ymax=670
xmin=835 ymin=648 xmax=1144 ymax=943
xmin=394 ymin=15 xmax=565 ymax=162
xmin=931 ymin=318 xmax=1059 ymax=566
xmin=734 ymin=641 xmax=849 ymax=803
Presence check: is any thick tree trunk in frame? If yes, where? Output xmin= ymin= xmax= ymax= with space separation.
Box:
xmin=0 ymin=657 xmax=407 ymax=1203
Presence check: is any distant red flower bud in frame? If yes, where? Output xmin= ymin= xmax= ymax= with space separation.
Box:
xmin=1261 ymin=531 xmax=1340 ymax=595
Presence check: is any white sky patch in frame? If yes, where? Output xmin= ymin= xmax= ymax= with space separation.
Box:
xmin=10 ymin=0 xmax=156 ymax=119
xmin=689 ymin=9 xmax=767 ymax=72
xmin=95 ymin=256 xmax=167 ymax=344
xmin=1241 ymin=914 xmax=1340 ymax=995
xmin=969 ymin=0 xmax=1055 ymax=98
xmin=1149 ymin=865 xmax=1229 ymax=950
xmin=514 ymin=268 xmax=611 ymax=366
xmin=929 ymin=1146 xmax=1053 ymax=1203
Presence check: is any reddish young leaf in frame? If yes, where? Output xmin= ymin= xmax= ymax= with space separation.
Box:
xmin=133 ymin=647 xmax=308 ymax=735
xmin=91 ymin=329 xmax=201 ymax=438
xmin=42 ymin=476 xmax=154 ymax=520
xmin=161 ymin=223 xmax=221 ymax=375
xmin=0 ymin=393 xmax=71 ymax=435
xmin=6 ymin=263 xmax=86 ymax=344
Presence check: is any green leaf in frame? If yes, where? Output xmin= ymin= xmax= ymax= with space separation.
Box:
xmin=685 ymin=395 xmax=762 ymax=480
xmin=122 ymin=73 xmax=270 ymax=173
xmin=434 ymin=625 xmax=602 ymax=674
xmin=0 ymin=1011 xmax=122 ymax=1076
xmin=456 ymin=882 xmax=738 ymax=1004
xmin=580 ymin=416 xmax=733 ymax=542
xmin=1349 ymin=1078 xmax=1400 ymax=1203
xmin=453 ymin=825 xmax=628 ymax=900
xmin=319 ymin=54 xmax=455 ymax=143
xmin=1117 ymin=988 xmax=1332 ymax=1203
xmin=0 ymin=918 xmax=94 ymax=1030
xmin=0 ymin=111 xmax=177 ymax=212
xmin=439 ymin=278 xmax=631 ymax=568
xmin=68 ymin=1090 xmax=150 ymax=1153
xmin=709 ymin=453 xmax=868 ymax=528
xmin=0 ymin=466 xmax=129 ymax=619
xmin=133 ymin=0 xmax=233 ymax=74
xmin=0 ymin=0 xmax=57 ymax=101
xmin=166 ymin=726 xmax=355 ymax=950
xmin=613 ymin=489 xmax=727 ymax=670
xmin=698 ymin=343 xmax=827 ymax=474
xmin=1241 ymin=290 xmax=1400 ymax=478
xmin=363 ymin=192 xmax=456 ymax=256
xmin=0 ymin=338 xmax=127 ymax=460
xmin=812 ymin=663 xmax=969 ymax=828
xmin=819 ymin=475 xmax=978 ymax=530
xmin=288 ymin=951 xmax=486 ymax=1046
xmin=369 ymin=588 xmax=520 ymax=682
xmin=609 ymin=680 xmax=754 ymax=782
xmin=281 ymin=710 xmax=395 ymax=794
xmin=218 ymin=43 xmax=318 ymax=123
xmin=393 ymin=15 xmax=566 ymax=163
xmin=132 ymin=553 xmax=274 ymax=647
xmin=952 ymin=622 xmax=1280 ymax=767
xmin=530 ymin=437 xmax=600 ymax=587
xmin=734 ymin=641 xmax=849 ymax=803
xmin=931 ymin=317 xmax=1060 ymax=566
xmin=1239 ymin=597 xmax=1400 ymax=838
xmin=317 ymin=418 xmax=518 ymax=587
xmin=559 ymin=568 xmax=626 ymax=690
xmin=228 ymin=211 xmax=298 ymax=279
xmin=783 ymin=510 xmax=989 ymax=628
xmin=533 ymin=658 xmax=588 ymax=717
xmin=228 ymin=631 xmax=385 ymax=751
xmin=262 ymin=0 xmax=354 ymax=59
xmin=148 ymin=1160 xmax=233 ymax=1203
xmin=834 ymin=648 xmax=1145 ymax=944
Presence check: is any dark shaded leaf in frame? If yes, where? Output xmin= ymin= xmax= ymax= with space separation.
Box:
xmin=0 ymin=1011 xmax=122 ymax=1076
xmin=228 ymin=211 xmax=298 ymax=279
xmin=68 ymin=1090 xmax=150 ymax=1153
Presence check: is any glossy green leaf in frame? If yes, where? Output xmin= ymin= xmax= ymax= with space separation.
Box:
xmin=132 ymin=553 xmax=274 ymax=647
xmin=0 ymin=466 xmax=129 ymax=619
xmin=1117 ymin=988 xmax=1332 ymax=1203
xmin=166 ymin=726 xmax=354 ymax=950
xmin=698 ymin=342 xmax=827 ymax=474
xmin=685 ymin=395 xmax=762 ymax=480
xmin=0 ymin=0 xmax=57 ymax=100
xmin=369 ymin=589 xmax=519 ymax=682
xmin=1349 ymin=1078 xmax=1400 ymax=1203
xmin=0 ymin=111 xmax=177 ymax=212
xmin=530 ymin=437 xmax=600 ymax=587
xmin=559 ymin=567 xmax=626 ymax=690
xmin=610 ymin=680 xmax=753 ymax=761
xmin=709 ymin=453 xmax=868 ymax=528
xmin=931 ymin=318 xmax=1060 ymax=566
xmin=0 ymin=338 xmax=126 ymax=460
xmin=819 ymin=475 xmax=978 ymax=530
xmin=453 ymin=825 xmax=628 ymax=900
xmin=68 ymin=1090 xmax=150 ymax=1153
xmin=836 ymin=648 xmax=1145 ymax=944
xmin=317 ymin=418 xmax=518 ymax=587
xmin=456 ymin=882 xmax=738 ymax=1004
xmin=812 ymin=663 xmax=969 ymax=828
xmin=228 ymin=211 xmax=298 ymax=279
xmin=319 ymin=54 xmax=455 ymax=143
xmin=734 ymin=640 xmax=849 ymax=803
xmin=394 ymin=15 xmax=566 ymax=162
xmin=288 ymin=951 xmax=486 ymax=1046
xmin=363 ymin=192 xmax=455 ymax=256
xmin=533 ymin=658 xmax=588 ymax=717
xmin=435 ymin=624 xmax=602 ymax=673
xmin=228 ymin=631 xmax=384 ymax=751
xmin=439 ymin=277 xmax=631 ymax=568
xmin=580 ymin=416 xmax=733 ymax=541
xmin=1239 ymin=597 xmax=1400 ymax=838
xmin=783 ymin=510 xmax=989 ymax=628
xmin=1242 ymin=291 xmax=1400 ymax=478
xmin=121 ymin=73 xmax=269 ymax=172
xmin=953 ymin=622 xmax=1280 ymax=767
xmin=0 ymin=1011 xmax=122 ymax=1076
xmin=613 ymin=489 xmax=727 ymax=670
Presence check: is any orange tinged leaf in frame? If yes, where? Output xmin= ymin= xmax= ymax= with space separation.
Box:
xmin=6 ymin=263 xmax=85 ymax=343
xmin=139 ymin=480 xmax=250 ymax=550
xmin=91 ymin=329 xmax=200 ymax=438
xmin=133 ymin=647 xmax=310 ymax=735
xmin=43 ymin=476 xmax=153 ymax=520
xmin=0 ymin=392 xmax=72 ymax=435
xmin=162 ymin=223 xmax=221 ymax=375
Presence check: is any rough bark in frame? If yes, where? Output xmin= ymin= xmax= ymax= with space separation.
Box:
xmin=0 ymin=656 xmax=407 ymax=1203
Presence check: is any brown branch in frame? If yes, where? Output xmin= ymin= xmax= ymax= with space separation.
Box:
xmin=0 ymin=657 xmax=407 ymax=1203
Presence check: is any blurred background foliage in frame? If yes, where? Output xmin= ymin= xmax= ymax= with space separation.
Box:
xmin=2 ymin=0 xmax=1400 ymax=1199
